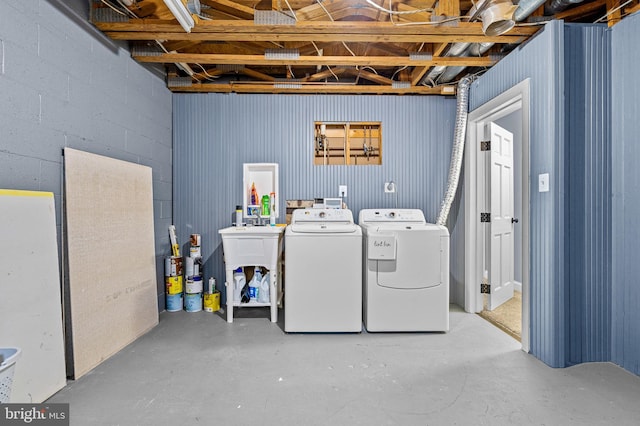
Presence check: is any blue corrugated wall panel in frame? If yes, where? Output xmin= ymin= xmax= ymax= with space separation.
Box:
xmin=470 ymin=21 xmax=566 ymax=367
xmin=612 ymin=12 xmax=640 ymax=375
xmin=172 ymin=94 xmax=459 ymax=304
xmin=564 ymin=24 xmax=611 ymax=365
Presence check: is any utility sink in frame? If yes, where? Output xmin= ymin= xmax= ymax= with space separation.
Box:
xmin=219 ymin=225 xmax=285 ymax=323
xmin=218 ymin=225 xmax=284 ymax=269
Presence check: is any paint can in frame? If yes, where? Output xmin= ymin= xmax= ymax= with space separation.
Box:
xmin=185 ymin=256 xmax=195 ymax=278
xmin=193 ymin=258 xmax=200 ymax=277
xmin=189 ymin=246 xmax=201 ymax=258
xmin=164 ymin=256 xmax=183 ymax=277
xmin=166 ymin=293 xmax=183 ymax=312
xmin=165 ymin=275 xmax=183 ymax=295
xmin=184 ymin=292 xmax=202 ymax=312
xmin=203 ymin=291 xmax=220 ymax=312
xmin=185 ymin=276 xmax=203 ymax=294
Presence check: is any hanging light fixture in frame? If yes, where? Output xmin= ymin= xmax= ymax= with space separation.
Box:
xmin=479 ymin=0 xmax=519 ymax=36
xmin=162 ymin=0 xmax=198 ymax=33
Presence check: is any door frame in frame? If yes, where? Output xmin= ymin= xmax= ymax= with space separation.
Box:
xmin=464 ymin=79 xmax=530 ymax=352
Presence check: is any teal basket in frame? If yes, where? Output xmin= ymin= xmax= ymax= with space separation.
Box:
xmin=0 ymin=348 xmax=21 ymax=403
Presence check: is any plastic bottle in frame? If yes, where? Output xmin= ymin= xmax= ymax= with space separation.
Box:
xmin=269 ymin=192 xmax=276 ymax=226
xmin=258 ymin=272 xmax=270 ymax=303
xmin=233 ymin=268 xmax=245 ymax=302
xmin=235 ymin=205 xmax=243 ymax=227
xmin=261 ymin=195 xmax=270 ymax=217
xmin=249 ymin=267 xmax=262 ymax=301
xmin=250 ymin=182 xmax=259 ymax=206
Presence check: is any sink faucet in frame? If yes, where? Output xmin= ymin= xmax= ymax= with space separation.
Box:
xmin=249 ymin=211 xmax=267 ymax=226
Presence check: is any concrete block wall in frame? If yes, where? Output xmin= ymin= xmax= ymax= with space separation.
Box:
xmin=0 ymin=1 xmax=173 ymax=310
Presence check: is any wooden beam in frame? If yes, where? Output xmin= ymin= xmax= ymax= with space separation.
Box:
xmin=345 ymin=68 xmax=394 ymax=85
xmin=241 ymin=67 xmax=277 ymax=81
xmin=97 ymin=20 xmax=538 ymax=37
xmin=435 ymin=0 xmax=460 ymax=18
xmin=395 ymin=2 xmax=433 ymax=22
xmin=167 ymin=82 xmax=451 ymax=95
xmin=555 ymin=0 xmax=606 ymax=20
xmin=200 ymin=0 xmax=255 ymax=19
xmin=302 ymin=67 xmax=349 ymax=82
xmin=134 ymin=52 xmax=496 ymax=67
xmin=192 ymin=67 xmax=226 ymax=82
xmin=408 ymin=41 xmax=448 ymax=85
xmin=605 ymin=0 xmax=622 ymax=26
xmin=627 ymin=2 xmax=640 ymax=14
xmin=106 ymin=30 xmax=532 ymax=44
xmin=432 ymin=42 xmax=449 ymax=57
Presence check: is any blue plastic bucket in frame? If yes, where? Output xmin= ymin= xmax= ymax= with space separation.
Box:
xmin=166 ymin=293 xmax=183 ymax=312
xmin=184 ymin=293 xmax=202 ymax=312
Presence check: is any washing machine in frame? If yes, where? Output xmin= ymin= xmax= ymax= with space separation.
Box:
xmin=359 ymin=209 xmax=449 ymax=332
xmin=285 ymin=208 xmax=362 ymax=332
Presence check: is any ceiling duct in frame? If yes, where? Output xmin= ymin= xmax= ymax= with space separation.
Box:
xmin=545 ymin=0 xmax=586 ymax=14
xmin=424 ymin=0 xmax=556 ymax=85
xmin=479 ymin=1 xmax=518 ymax=36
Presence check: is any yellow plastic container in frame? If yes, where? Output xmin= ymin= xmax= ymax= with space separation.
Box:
xmin=203 ymin=291 xmax=220 ymax=312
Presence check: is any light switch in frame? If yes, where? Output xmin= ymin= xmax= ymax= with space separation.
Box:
xmin=539 ymin=173 xmax=549 ymax=192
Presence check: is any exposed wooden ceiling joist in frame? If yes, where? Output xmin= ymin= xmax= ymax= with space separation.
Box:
xmin=88 ymin=0 xmax=631 ymax=94
xmin=168 ymin=82 xmax=454 ymax=95
xmin=135 ymin=53 xmax=496 ymax=68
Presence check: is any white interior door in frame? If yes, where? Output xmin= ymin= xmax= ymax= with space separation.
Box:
xmin=489 ymin=122 xmax=515 ymax=310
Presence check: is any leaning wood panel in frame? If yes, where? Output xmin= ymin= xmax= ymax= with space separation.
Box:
xmin=64 ymin=148 xmax=158 ymax=379
xmin=0 ymin=190 xmax=67 ymax=402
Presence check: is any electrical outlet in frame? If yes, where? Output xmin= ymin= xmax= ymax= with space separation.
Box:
xmin=339 ymin=185 xmax=347 ymax=197
xmin=384 ymin=182 xmax=396 ymax=193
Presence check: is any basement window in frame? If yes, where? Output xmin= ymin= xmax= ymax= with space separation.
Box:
xmin=314 ymin=121 xmax=382 ymax=165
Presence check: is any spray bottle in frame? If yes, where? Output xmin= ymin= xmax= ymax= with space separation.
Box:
xmin=269 ymin=192 xmax=276 ymax=226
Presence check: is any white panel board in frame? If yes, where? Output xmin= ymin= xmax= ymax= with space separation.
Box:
xmin=0 ymin=190 xmax=67 ymax=402
xmin=64 ymin=148 xmax=158 ymax=379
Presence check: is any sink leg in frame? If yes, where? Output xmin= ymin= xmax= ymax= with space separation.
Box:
xmin=270 ymin=264 xmax=277 ymax=323
xmin=225 ymin=267 xmax=234 ymax=323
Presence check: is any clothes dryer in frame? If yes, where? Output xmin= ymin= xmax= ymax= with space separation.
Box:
xmin=359 ymin=209 xmax=449 ymax=332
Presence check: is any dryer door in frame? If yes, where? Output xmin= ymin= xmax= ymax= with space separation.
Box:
xmin=375 ymin=228 xmax=443 ymax=289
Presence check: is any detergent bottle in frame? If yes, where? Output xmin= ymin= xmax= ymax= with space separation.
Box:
xmin=233 ymin=268 xmax=245 ymax=302
xmin=250 ymin=182 xmax=259 ymax=206
xmin=249 ymin=266 xmax=262 ymax=301
xmin=258 ymin=272 xmax=270 ymax=303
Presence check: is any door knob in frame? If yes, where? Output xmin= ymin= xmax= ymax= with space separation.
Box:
xmin=512 ymin=218 xmax=519 ymax=224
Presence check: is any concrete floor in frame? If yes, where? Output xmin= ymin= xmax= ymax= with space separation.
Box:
xmin=48 ymin=305 xmax=640 ymax=426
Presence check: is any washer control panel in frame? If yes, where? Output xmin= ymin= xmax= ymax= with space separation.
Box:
xmin=292 ymin=208 xmax=354 ymax=223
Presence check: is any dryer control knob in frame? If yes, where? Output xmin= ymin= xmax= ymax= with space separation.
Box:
xmin=319 ymin=211 xmax=326 ymax=218
xmin=389 ymin=211 xmax=396 ymax=218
